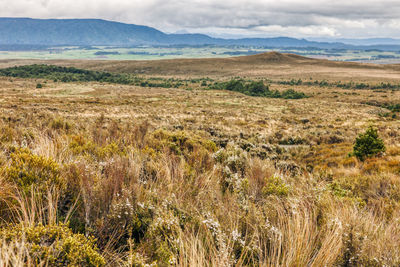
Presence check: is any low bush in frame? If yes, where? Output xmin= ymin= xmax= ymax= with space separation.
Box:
xmin=262 ymin=176 xmax=290 ymax=197
xmin=0 ymin=64 xmax=135 ymax=85
xmin=353 ymin=126 xmax=386 ymax=161
xmin=0 ymin=223 xmax=105 ymax=266
xmin=209 ymin=79 xmax=308 ymax=99
xmin=148 ymin=129 xmax=217 ymax=172
xmin=3 ymin=148 xmax=62 ymax=194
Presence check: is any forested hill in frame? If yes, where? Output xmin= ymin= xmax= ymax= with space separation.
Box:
xmin=0 ymin=17 xmax=344 ymax=48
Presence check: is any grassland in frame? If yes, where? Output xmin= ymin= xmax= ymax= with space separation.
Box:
xmin=2 ymin=45 xmax=400 ymax=63
xmin=0 ymin=52 xmax=399 ymax=266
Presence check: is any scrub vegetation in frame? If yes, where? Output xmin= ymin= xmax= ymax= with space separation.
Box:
xmin=0 ymin=52 xmax=399 ymax=266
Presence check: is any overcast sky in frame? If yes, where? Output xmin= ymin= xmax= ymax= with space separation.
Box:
xmin=2 ymin=0 xmax=400 ymax=39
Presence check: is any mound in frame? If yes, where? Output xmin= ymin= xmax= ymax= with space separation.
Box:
xmin=238 ymin=52 xmax=313 ymax=64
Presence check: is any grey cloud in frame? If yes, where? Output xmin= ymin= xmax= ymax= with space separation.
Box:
xmin=1 ymin=0 xmax=400 ymax=38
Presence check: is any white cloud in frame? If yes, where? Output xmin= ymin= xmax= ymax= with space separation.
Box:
xmin=1 ymin=0 xmax=400 ymax=38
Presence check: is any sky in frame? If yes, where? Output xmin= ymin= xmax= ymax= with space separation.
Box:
xmin=1 ymin=0 xmax=400 ymax=39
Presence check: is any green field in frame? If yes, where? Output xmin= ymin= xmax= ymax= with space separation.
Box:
xmin=2 ymin=45 xmax=400 ymax=63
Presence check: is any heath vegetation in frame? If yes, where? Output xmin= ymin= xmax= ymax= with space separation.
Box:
xmin=0 ymin=53 xmax=399 ymax=266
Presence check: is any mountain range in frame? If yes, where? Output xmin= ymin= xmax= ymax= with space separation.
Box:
xmin=1 ymin=18 xmax=399 ymax=51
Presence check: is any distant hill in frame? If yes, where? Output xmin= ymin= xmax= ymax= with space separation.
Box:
xmin=0 ymin=17 xmax=344 ymax=48
xmin=1 ymin=18 xmax=400 ymax=51
xmin=311 ymin=38 xmax=400 ymax=46
xmin=0 ymin=18 xmax=168 ymax=46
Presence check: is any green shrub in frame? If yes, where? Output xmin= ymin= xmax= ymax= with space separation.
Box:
xmin=68 ymin=135 xmax=97 ymax=156
xmin=262 ymin=176 xmax=290 ymax=197
xmin=97 ymin=142 xmax=123 ymax=158
xmin=327 ymin=181 xmax=366 ymax=208
xmin=0 ymin=64 xmax=134 ymax=85
xmin=209 ymin=79 xmax=307 ymax=99
xmin=245 ymin=81 xmax=270 ymax=96
xmin=4 ymin=148 xmax=62 ymax=194
xmin=36 ymin=83 xmax=43 ymax=89
xmin=226 ymin=79 xmax=245 ymax=92
xmin=0 ymin=223 xmax=105 ymax=266
xmin=68 ymin=135 xmax=124 ymax=160
xmin=280 ymin=89 xmax=308 ymax=99
xmin=353 ymin=126 xmax=386 ymax=161
xmin=219 ymin=79 xmax=270 ymax=97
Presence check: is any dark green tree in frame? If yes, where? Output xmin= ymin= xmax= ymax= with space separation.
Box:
xmin=353 ymin=126 xmax=386 ymax=161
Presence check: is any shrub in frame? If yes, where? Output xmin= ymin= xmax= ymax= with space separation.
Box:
xmin=97 ymin=142 xmax=123 ymax=159
xmin=226 ymin=79 xmax=244 ymax=92
xmin=353 ymin=126 xmax=386 ymax=161
xmin=50 ymin=117 xmax=72 ymax=131
xmin=0 ymin=223 xmax=105 ymax=266
xmin=280 ymin=89 xmax=308 ymax=99
xmin=245 ymin=81 xmax=270 ymax=96
xmin=68 ymin=135 xmax=123 ymax=159
xmin=149 ymin=129 xmax=216 ymax=172
xmin=0 ymin=64 xmax=134 ymax=85
xmin=4 ymin=148 xmax=62 ymax=194
xmin=209 ymin=79 xmax=307 ymax=99
xmin=68 ymin=135 xmax=97 ymax=155
xmin=145 ymin=210 xmax=181 ymax=265
xmin=262 ymin=176 xmax=290 ymax=197
xmin=36 ymin=83 xmax=43 ymax=89
xmin=221 ymin=79 xmax=271 ymax=97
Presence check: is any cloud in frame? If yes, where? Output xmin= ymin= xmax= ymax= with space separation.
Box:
xmin=1 ymin=0 xmax=400 ymax=38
